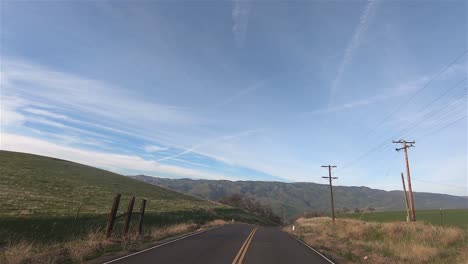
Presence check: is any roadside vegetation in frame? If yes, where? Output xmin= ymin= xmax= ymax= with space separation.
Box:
xmin=286 ymin=217 xmax=467 ymax=264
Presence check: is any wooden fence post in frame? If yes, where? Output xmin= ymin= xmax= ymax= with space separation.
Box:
xmin=122 ymin=196 xmax=135 ymax=237
xmin=138 ymin=199 xmax=147 ymax=235
xmin=105 ymin=194 xmax=121 ymax=239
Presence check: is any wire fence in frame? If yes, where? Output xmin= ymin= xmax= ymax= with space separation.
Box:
xmin=0 ymin=195 xmax=254 ymax=245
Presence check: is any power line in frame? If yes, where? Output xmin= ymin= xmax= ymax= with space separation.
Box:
xmin=405 ymin=88 xmax=466 ymax=138
xmin=417 ymin=115 xmax=466 ymax=140
xmin=412 ymin=78 xmax=466 ymax=116
xmin=336 ymin=82 xmax=466 ymax=174
xmin=364 ymin=50 xmax=467 ymax=138
xmin=402 ymin=90 xmax=466 ymax=137
xmin=412 ymin=178 xmax=466 ymax=189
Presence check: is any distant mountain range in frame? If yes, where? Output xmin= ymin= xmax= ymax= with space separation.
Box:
xmin=132 ymin=175 xmax=468 ymax=220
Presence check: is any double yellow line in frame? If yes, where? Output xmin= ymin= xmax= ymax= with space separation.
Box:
xmin=232 ymin=226 xmax=258 ymax=264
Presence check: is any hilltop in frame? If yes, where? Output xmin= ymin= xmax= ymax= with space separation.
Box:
xmin=132 ymin=175 xmax=468 ymax=220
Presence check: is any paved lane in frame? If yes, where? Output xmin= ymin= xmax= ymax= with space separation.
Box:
xmin=106 ymin=224 xmax=254 ymax=264
xmin=104 ymin=224 xmax=334 ymax=264
xmin=243 ymin=226 xmax=333 ymax=264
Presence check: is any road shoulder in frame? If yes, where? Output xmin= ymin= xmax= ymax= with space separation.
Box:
xmin=86 ymin=225 xmax=225 ymax=264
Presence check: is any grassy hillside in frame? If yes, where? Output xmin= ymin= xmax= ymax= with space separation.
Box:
xmin=0 ymin=151 xmax=223 ymax=216
xmin=0 ymin=151 xmax=262 ymax=244
xmin=339 ymin=209 xmax=468 ymax=228
xmin=132 ymin=175 xmax=468 ymax=220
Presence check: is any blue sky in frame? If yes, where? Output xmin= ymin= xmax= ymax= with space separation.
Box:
xmin=1 ymin=0 xmax=466 ymax=196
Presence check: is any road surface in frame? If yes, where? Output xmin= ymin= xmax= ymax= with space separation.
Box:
xmin=104 ymin=224 xmax=334 ymax=264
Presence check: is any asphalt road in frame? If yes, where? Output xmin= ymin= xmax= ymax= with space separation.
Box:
xmin=104 ymin=224 xmax=334 ymax=264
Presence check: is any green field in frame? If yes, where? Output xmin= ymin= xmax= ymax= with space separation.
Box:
xmin=338 ymin=209 xmax=468 ymax=228
xmin=0 ymin=151 xmax=264 ymax=244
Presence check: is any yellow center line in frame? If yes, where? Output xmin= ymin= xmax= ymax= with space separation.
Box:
xmin=232 ymin=226 xmax=258 ymax=264
xmin=232 ymin=227 xmax=255 ymax=264
xmin=237 ymin=227 xmax=257 ymax=264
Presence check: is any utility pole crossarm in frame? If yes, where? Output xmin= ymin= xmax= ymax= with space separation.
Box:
xmin=392 ymin=140 xmax=415 ymax=144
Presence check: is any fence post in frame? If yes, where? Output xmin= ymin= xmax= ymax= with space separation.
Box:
xmin=71 ymin=202 xmax=83 ymax=232
xmin=138 ymin=199 xmax=147 ymax=235
xmin=105 ymin=194 xmax=121 ymax=239
xmin=122 ymin=196 xmax=135 ymax=237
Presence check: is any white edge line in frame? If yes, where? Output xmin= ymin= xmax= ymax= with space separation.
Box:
xmin=288 ymin=233 xmax=336 ymax=264
xmin=102 ymin=225 xmax=224 ymax=264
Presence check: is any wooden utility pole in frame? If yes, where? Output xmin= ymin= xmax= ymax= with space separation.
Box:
xmin=400 ymin=172 xmax=410 ymax=222
xmin=393 ymin=140 xmax=416 ymax=222
xmin=122 ymin=196 xmax=135 ymax=237
xmin=321 ymin=165 xmax=338 ymax=222
xmin=138 ymin=199 xmax=147 ymax=235
xmin=281 ymin=206 xmax=284 ymax=225
xmin=105 ymin=194 xmax=121 ymax=239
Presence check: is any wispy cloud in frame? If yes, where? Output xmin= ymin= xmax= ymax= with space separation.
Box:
xmin=1 ymin=58 xmax=204 ymax=148
xmin=143 ymin=145 xmax=168 ymax=153
xmin=310 ymin=94 xmax=393 ymax=114
xmin=2 ymin=58 xmax=202 ymax=127
xmin=0 ymin=58 xmax=276 ymax=182
xmin=232 ymin=0 xmax=252 ymax=48
xmin=314 ymin=75 xmax=429 ymax=114
xmin=330 ymin=0 xmax=380 ymax=96
xmin=215 ymin=80 xmax=266 ymax=107
xmin=0 ymin=95 xmax=26 ymax=128
xmin=157 ymin=129 xmax=261 ymax=162
xmin=23 ymin=108 xmax=70 ymax=120
xmin=1 ymin=133 xmax=240 ymax=180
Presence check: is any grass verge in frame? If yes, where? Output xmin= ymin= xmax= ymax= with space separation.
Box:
xmin=338 ymin=209 xmax=468 ymax=229
xmin=285 ymin=217 xmax=467 ymax=264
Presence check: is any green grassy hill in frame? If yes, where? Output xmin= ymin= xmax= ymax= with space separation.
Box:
xmin=0 ymin=151 xmax=223 ymax=216
xmin=0 ymin=151 xmax=261 ymax=243
xmin=338 ymin=209 xmax=468 ymax=228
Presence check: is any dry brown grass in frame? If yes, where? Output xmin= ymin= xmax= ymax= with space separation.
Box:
xmin=285 ymin=217 xmax=467 ymax=264
xmin=66 ymin=229 xmax=111 ymax=262
xmin=203 ymin=219 xmax=227 ymax=227
xmin=0 ymin=241 xmax=36 ymax=264
xmin=149 ymin=223 xmax=199 ymax=240
xmin=1 ymin=219 xmax=228 ymax=264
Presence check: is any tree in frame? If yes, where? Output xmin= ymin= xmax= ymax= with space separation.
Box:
xmin=219 ymin=194 xmax=281 ymax=224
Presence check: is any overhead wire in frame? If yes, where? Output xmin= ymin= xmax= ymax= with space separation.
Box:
xmin=416 ymin=115 xmax=466 ymax=140
xmin=335 ymin=79 xmax=467 ymax=174
xmin=363 ymin=50 xmax=467 ymax=139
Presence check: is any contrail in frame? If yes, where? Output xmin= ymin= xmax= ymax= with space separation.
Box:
xmin=156 ymin=129 xmax=261 ymax=162
xmin=330 ymin=0 xmax=380 ymax=96
xmin=232 ymin=0 xmax=252 ymax=48
xmin=216 ymin=80 xmax=266 ymax=108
